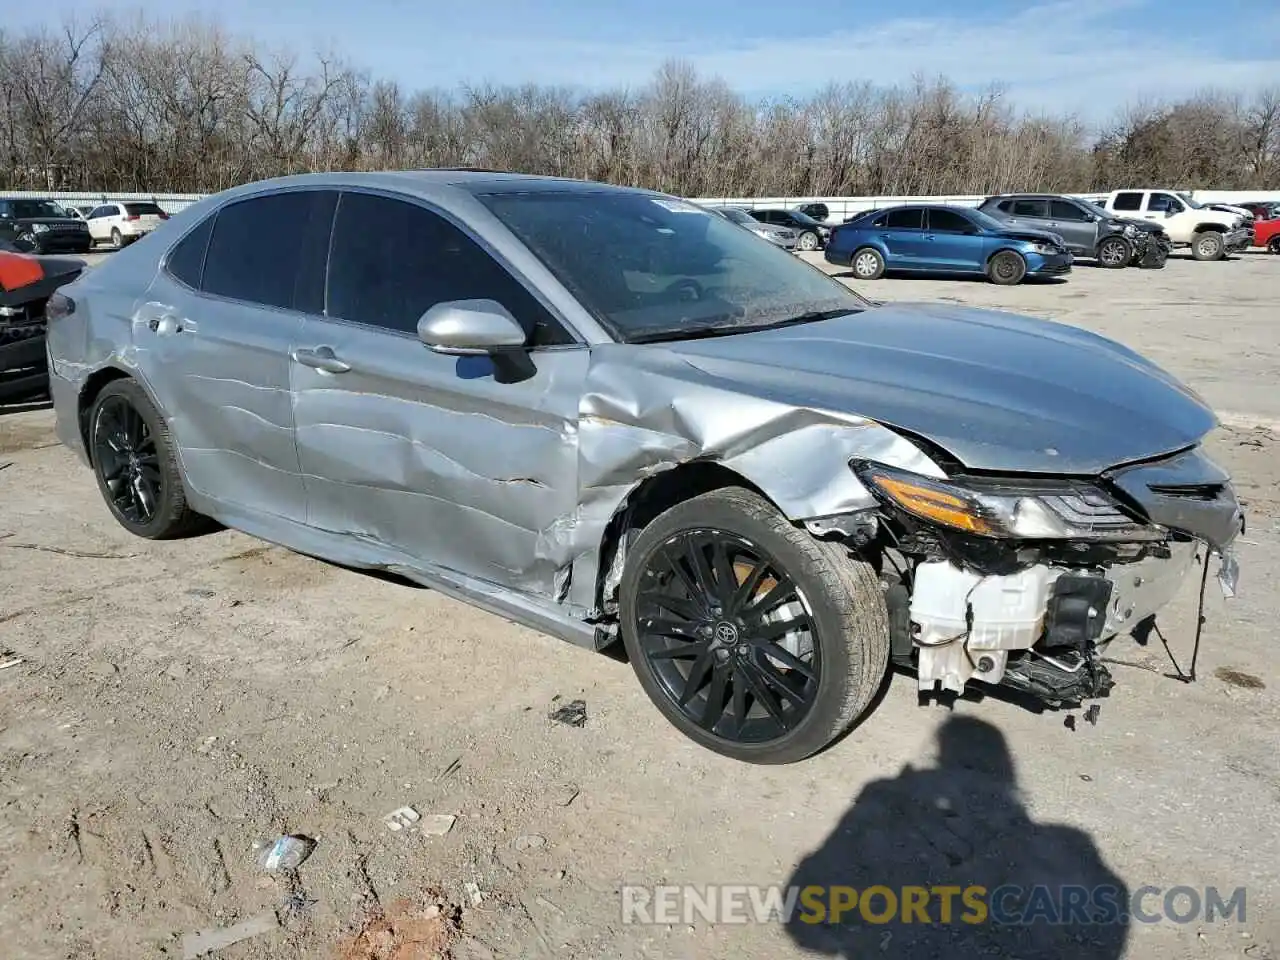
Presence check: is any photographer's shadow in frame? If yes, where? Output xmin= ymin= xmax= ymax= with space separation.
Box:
xmin=786 ymin=716 xmax=1129 ymax=958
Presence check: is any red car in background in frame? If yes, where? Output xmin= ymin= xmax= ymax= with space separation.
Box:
xmin=1255 ymin=216 xmax=1280 ymax=254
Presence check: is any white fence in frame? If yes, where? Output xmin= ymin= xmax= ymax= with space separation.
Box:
xmin=7 ymin=187 xmax=1280 ymax=221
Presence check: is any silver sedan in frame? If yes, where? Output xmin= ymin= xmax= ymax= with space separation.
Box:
xmin=47 ymin=172 xmax=1243 ymax=763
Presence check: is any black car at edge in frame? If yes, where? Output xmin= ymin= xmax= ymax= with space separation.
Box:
xmin=0 ymin=198 xmax=93 ymax=255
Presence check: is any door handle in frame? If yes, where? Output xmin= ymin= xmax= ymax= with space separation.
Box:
xmin=292 ymin=345 xmax=351 ymax=374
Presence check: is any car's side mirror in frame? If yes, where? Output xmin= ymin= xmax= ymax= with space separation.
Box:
xmin=416 ymin=299 xmax=528 ymax=356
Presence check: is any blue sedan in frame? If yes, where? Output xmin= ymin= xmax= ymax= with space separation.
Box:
xmin=825 ymin=204 xmax=1073 ymax=285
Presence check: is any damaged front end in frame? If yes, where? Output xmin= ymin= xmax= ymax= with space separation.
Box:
xmin=825 ymin=446 xmax=1244 ymax=708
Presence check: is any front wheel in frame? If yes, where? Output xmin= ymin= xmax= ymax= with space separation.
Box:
xmin=1191 ymin=231 xmax=1225 ymax=261
xmin=619 ymin=487 xmax=890 ymax=764
xmin=1096 ymin=236 xmax=1131 ymax=268
xmin=851 ymin=247 xmax=886 ymax=280
xmin=89 ymin=378 xmax=206 ymax=539
xmin=797 ymin=231 xmax=820 ymax=252
xmin=987 ymin=250 xmax=1027 ymax=285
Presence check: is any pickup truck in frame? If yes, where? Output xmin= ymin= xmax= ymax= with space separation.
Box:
xmin=1098 ymin=190 xmax=1251 ymax=261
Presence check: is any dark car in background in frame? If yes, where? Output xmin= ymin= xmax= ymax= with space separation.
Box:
xmin=748 ymin=208 xmax=829 ymax=251
xmin=979 ymin=194 xmax=1170 ymax=268
xmin=0 ymin=198 xmax=93 ymax=255
xmin=795 ymin=202 xmax=830 ymax=223
xmin=826 ymin=204 xmax=1072 ymax=285
xmin=0 ymin=249 xmax=85 ymax=402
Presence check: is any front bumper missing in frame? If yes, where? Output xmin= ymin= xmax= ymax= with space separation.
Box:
xmin=1225 ymin=228 xmax=1252 ymax=251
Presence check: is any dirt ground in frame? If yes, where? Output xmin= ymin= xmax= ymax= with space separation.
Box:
xmin=1 ymin=249 xmax=1278 ymax=960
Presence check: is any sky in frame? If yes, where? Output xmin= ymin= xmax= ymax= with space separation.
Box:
xmin=11 ymin=0 xmax=1280 ymax=121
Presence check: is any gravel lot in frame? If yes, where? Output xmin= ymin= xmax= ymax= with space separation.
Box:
xmin=1 ymin=249 xmax=1278 ymax=960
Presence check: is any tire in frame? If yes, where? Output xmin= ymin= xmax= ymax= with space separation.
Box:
xmin=88 ymin=378 xmax=205 ymax=539
xmin=110 ymin=228 xmax=123 ymax=250
xmin=797 ymin=231 xmax=819 ymax=252
xmin=618 ymin=487 xmax=890 ymax=764
xmin=1191 ymin=231 xmax=1224 ymax=261
xmin=850 ymin=247 xmax=886 ymax=280
xmin=1268 ymin=237 xmax=1280 ymax=255
xmin=987 ymin=250 xmax=1027 ymax=285
xmin=1096 ymin=236 xmax=1131 ymax=268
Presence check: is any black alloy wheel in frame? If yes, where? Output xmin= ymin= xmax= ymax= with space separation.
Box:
xmin=633 ymin=529 xmax=821 ymax=743
xmin=93 ymin=393 xmax=162 ymax=526
xmin=619 ymin=487 xmax=889 ymax=764
xmin=88 ymin=378 xmax=206 ymax=538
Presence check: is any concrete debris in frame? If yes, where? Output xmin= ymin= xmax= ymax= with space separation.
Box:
xmin=181 ymin=910 xmax=278 ymax=959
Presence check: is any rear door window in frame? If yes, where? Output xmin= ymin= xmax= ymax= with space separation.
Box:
xmin=164 ymin=215 xmax=215 ymax=289
xmin=201 ymin=191 xmax=331 ymax=311
xmin=927 ymin=208 xmax=973 ymax=233
xmin=1010 ymin=199 xmax=1049 ymax=218
xmin=1112 ymin=192 xmax=1143 ymax=211
xmin=884 ymin=208 xmax=923 ymax=230
xmin=326 ymin=191 xmax=575 ymax=346
xmin=1050 ymin=199 xmax=1089 ymax=221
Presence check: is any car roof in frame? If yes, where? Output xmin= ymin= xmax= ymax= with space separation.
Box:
xmin=218 ymin=169 xmax=654 ymax=200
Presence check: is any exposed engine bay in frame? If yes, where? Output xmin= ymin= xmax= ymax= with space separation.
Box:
xmin=810 ymin=445 xmax=1245 ymax=709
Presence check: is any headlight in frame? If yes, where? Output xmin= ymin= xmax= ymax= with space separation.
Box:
xmin=31 ymin=223 xmax=50 ymax=233
xmin=1030 ymin=242 xmax=1056 ymax=255
xmin=854 ymin=463 xmax=1162 ymax=541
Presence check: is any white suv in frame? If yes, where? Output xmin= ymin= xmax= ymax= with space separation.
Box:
xmin=85 ymin=201 xmax=170 ymax=249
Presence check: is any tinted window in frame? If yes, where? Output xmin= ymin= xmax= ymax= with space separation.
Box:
xmin=1149 ymin=192 xmax=1181 ymax=213
xmin=202 ymin=192 xmax=323 ymax=310
xmin=1010 ymin=199 xmax=1048 ymax=218
xmin=1050 ymin=199 xmax=1089 ymax=221
xmin=326 ymin=192 xmax=575 ymax=346
xmin=870 ymin=214 xmax=887 ymax=227
xmin=8 ymin=199 xmax=69 ymax=218
xmin=927 ymin=208 xmax=973 ymax=232
xmin=125 ymin=202 xmax=165 ymax=216
xmin=1113 ymin=192 xmax=1143 ymax=211
xmin=884 ymin=208 xmax=923 ymax=230
xmin=996 ymin=199 xmax=1015 ymax=212
xmin=477 ymin=190 xmax=870 ymax=343
xmin=88 ymin=206 xmax=110 ymax=219
xmin=165 ymin=215 xmax=215 ymax=289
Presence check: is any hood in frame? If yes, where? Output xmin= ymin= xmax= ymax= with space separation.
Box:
xmin=9 ymin=216 xmax=83 ymax=227
xmin=1111 ymin=216 xmax=1162 ymax=233
xmin=987 ymin=225 xmax=1064 ymax=246
xmin=653 ymin=302 xmax=1215 ymax=476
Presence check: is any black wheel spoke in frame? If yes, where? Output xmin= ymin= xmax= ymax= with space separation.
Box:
xmin=638 ymin=617 xmax=700 ymax=641
xmin=754 ymin=654 xmax=816 ymax=707
xmin=730 ymin=673 xmax=750 ymax=737
xmin=637 ymin=589 xmax=702 ymax=623
xmin=753 ymin=610 xmax=812 ymax=645
xmin=758 ymin=642 xmax=817 ymax=681
xmin=744 ymin=574 xmax=797 ymax=621
xmin=729 ymin=559 xmax=768 ymax=614
xmin=683 ymin=535 xmax=718 ymax=603
xmin=649 ymin=640 xmax=710 ymax=661
xmin=660 ymin=545 xmax=704 ymax=608
xmin=699 ymin=664 xmax=731 ymax=729
xmin=710 ymin=540 xmax=738 ymax=604
xmin=678 ymin=648 xmax=715 ymax=706
xmin=738 ymin=661 xmax=790 ymax=730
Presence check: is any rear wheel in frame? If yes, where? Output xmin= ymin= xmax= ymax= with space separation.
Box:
xmin=1096 ymin=236 xmax=1131 ymax=268
xmin=89 ymin=379 xmax=205 ymax=539
xmin=1191 ymin=230 xmax=1224 ymax=261
xmin=619 ymin=487 xmax=889 ymax=764
xmin=851 ymin=247 xmax=885 ymax=280
xmin=109 ymin=227 xmax=124 ymax=250
xmin=987 ymin=250 xmax=1027 ymax=285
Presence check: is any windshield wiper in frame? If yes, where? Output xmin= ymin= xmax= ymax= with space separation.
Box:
xmin=627 ymin=308 xmax=859 ymax=344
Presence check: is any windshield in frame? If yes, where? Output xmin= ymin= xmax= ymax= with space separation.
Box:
xmin=719 ymin=207 xmax=757 ymax=226
xmin=963 ymin=207 xmax=1010 ymax=232
xmin=785 ymin=209 xmax=821 ymax=227
xmin=477 ymin=190 xmax=872 ymax=343
xmin=1177 ymin=192 xmax=1204 ymax=209
xmin=5 ymin=199 xmax=69 ymax=219
xmin=1080 ymin=200 xmax=1112 ymax=219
